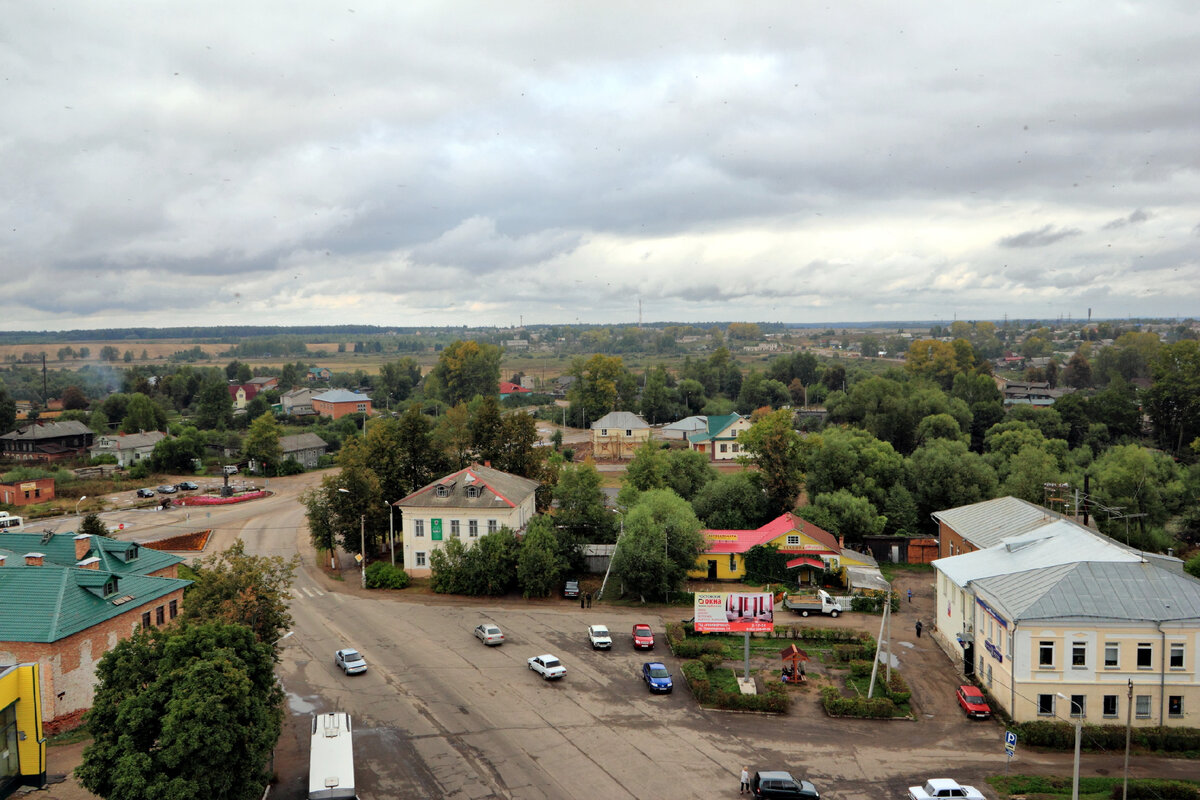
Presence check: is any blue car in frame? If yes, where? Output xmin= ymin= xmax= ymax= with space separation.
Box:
xmin=641 ymin=662 xmax=673 ymax=694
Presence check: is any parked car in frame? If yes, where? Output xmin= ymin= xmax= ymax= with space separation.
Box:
xmin=136 ymin=488 xmax=155 ymax=498
xmin=751 ymin=771 xmax=819 ymax=799
xmin=562 ymin=580 xmax=580 ymax=599
xmin=334 ymin=648 xmax=367 ymax=675
xmin=632 ymin=624 xmax=654 ymax=649
xmin=527 ymin=654 xmax=566 ymax=680
xmin=908 ymin=779 xmax=986 ymax=800
xmin=955 ymin=685 xmax=991 ymax=719
xmin=175 ymin=481 xmax=199 ymax=491
xmin=156 ymin=484 xmax=178 ymax=494
xmin=587 ymin=625 xmax=612 ymax=650
xmin=641 ymin=662 xmax=673 ymax=693
xmin=474 ymin=623 xmax=505 ymax=646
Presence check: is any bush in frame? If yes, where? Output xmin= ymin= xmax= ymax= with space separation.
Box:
xmin=820 ymin=686 xmax=898 ymax=718
xmin=681 ymin=659 xmax=790 ymax=714
xmin=1013 ymin=721 xmax=1200 ymax=753
xmin=128 ymin=461 xmax=151 ymax=480
xmin=832 ymin=643 xmax=873 ymax=662
xmin=1116 ymin=781 xmax=1199 ymax=800
xmin=275 ymin=458 xmax=305 ymax=476
xmin=364 ymin=561 xmax=410 ymax=590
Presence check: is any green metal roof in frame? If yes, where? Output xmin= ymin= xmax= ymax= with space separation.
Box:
xmin=0 ymin=531 xmax=183 ymax=576
xmin=0 ymin=566 xmax=190 ymax=642
xmin=687 ymin=413 xmax=743 ymax=444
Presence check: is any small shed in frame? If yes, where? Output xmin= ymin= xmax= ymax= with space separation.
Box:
xmin=779 ymin=644 xmax=809 ymax=683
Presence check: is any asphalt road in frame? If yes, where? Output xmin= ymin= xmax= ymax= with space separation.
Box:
xmin=46 ymin=472 xmax=1197 ymax=800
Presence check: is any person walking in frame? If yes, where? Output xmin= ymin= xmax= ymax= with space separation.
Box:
xmin=580 ymin=592 xmax=586 ymax=610
xmin=907 ymin=588 xmax=912 ymax=603
xmin=915 ymin=619 xmax=923 ymax=638
xmin=740 ymin=766 xmax=750 ymax=795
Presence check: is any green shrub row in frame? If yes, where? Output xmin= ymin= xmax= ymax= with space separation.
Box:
xmin=1117 ymin=780 xmax=1199 ymax=800
xmin=682 ymin=660 xmax=790 ymax=714
xmin=1012 ymin=720 xmax=1200 ymax=753
xmin=831 ymin=643 xmax=874 ymax=662
xmin=364 ymin=561 xmax=411 ymax=590
xmin=849 ymin=593 xmax=900 ymax=614
xmin=820 ymin=685 xmax=898 ymax=718
xmin=993 ymin=776 xmax=1198 ymax=800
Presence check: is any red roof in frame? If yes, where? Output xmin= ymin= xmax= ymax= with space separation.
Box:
xmin=703 ymin=512 xmax=840 ymax=556
xmin=785 ymin=556 xmax=825 ymax=570
xmin=499 ymin=381 xmax=530 ymax=394
xmin=228 ymin=384 xmax=260 ymax=401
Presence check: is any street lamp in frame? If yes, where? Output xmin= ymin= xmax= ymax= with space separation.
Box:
xmin=75 ymin=495 xmax=87 ymax=520
xmin=387 ymin=501 xmax=397 ymax=566
xmin=336 ymin=489 xmax=367 ymax=589
xmin=595 ymin=508 xmax=624 ymax=602
xmin=1056 ymin=692 xmax=1082 ymax=800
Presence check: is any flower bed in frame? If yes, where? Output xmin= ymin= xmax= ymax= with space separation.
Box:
xmin=177 ymin=491 xmax=270 ymax=506
xmin=143 ymin=530 xmax=212 ymax=552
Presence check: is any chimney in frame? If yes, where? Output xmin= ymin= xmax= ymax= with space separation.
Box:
xmin=75 ymin=533 xmax=92 ymax=561
xmin=77 ymin=556 xmax=101 ymax=570
xmin=0 ymin=554 xmax=5 ymax=567
xmin=24 ymin=553 xmax=45 ymax=566
xmin=483 ymin=461 xmax=491 ymax=468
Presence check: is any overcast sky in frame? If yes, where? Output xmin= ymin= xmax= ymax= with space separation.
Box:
xmin=3 ymin=2 xmax=1198 ymax=331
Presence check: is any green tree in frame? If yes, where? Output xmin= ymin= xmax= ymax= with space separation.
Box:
xmin=496 ymin=412 xmax=541 ymax=477
xmin=1091 ymin=444 xmax=1184 ymax=542
xmin=61 ymin=385 xmax=89 ymax=410
xmin=567 ymin=354 xmax=636 ymax=426
xmin=470 ymin=395 xmax=505 ymax=466
xmin=639 ymin=366 xmax=674 ymax=424
xmin=906 ymin=438 xmax=999 ymax=526
xmin=1185 ymin=552 xmax=1200 ymax=580
xmin=374 ymin=357 xmax=422 ymax=407
xmin=78 ymin=512 xmax=109 ymax=538
xmin=195 ymin=377 xmax=234 ymax=430
xmin=691 ymin=471 xmax=770 ymax=529
xmin=665 ymin=448 xmax=716 ymax=501
xmin=433 ymin=403 xmax=474 ymax=469
xmin=624 ymin=441 xmax=670 ymax=493
xmin=76 ymin=622 xmax=284 ymax=800
xmin=1001 ymin=444 xmax=1065 ymax=504
xmin=151 ymin=427 xmax=205 ymax=473
xmin=553 ymin=462 xmax=615 ymax=563
xmin=1146 ymin=340 xmax=1200 ymax=458
xmin=798 ymin=489 xmax=886 ymax=544
xmin=0 ymin=384 xmax=16 ymax=434
xmin=915 ymin=413 xmax=969 ymax=446
xmin=882 ymin=483 xmax=919 ymax=536
xmin=98 ymin=345 xmax=120 ymax=361
xmin=610 ymin=489 xmax=706 ymax=602
xmin=802 ymin=427 xmax=904 ymax=511
xmin=738 ymin=409 xmax=804 ymax=515
xmin=302 ymin=486 xmax=338 ymax=566
xmin=391 ymin=406 xmax=444 ymax=497
xmin=517 ymin=516 xmax=567 ymax=598
xmin=1064 ymin=351 xmax=1093 ymax=388
xmin=182 ymin=540 xmax=299 ymax=649
xmin=120 ymin=392 xmax=166 ymax=433
xmin=243 ymin=412 xmax=283 ymax=475
xmin=427 ymin=340 xmax=502 ymax=405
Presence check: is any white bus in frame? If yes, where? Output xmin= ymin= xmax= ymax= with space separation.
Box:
xmin=309 ymin=712 xmax=357 ymax=800
xmin=0 ymin=512 xmax=23 ymax=531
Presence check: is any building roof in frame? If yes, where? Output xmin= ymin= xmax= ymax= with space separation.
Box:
xmin=312 ymin=389 xmax=371 ymax=403
xmin=662 ymin=416 xmax=707 ymax=433
xmin=687 ymin=412 xmax=744 ymax=444
xmin=281 ymin=388 xmax=316 ymax=400
xmin=931 ymin=496 xmax=1061 ymax=549
xmin=280 ymin=433 xmax=328 ymax=453
xmin=0 ymin=566 xmax=189 ymax=642
xmin=704 ymin=512 xmax=841 ymax=555
xmin=91 ymin=431 xmax=166 ymax=451
xmin=247 ymin=376 xmax=276 ymax=386
xmin=228 ymin=383 xmax=260 ymax=401
xmin=974 ymin=561 xmax=1200 ymax=624
xmin=591 ymin=411 xmax=649 ymax=431
xmin=0 ymin=420 xmax=93 ymax=441
xmin=396 ymin=464 xmax=539 ymax=510
xmin=498 ymin=381 xmax=530 ymax=394
xmin=0 ymin=532 xmax=184 ymax=577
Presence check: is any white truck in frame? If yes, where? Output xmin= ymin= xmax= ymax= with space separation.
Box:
xmin=783 ymin=588 xmax=844 ymax=617
xmin=907 ymin=779 xmax=986 ymax=800
xmin=309 ymin=712 xmax=357 ymax=800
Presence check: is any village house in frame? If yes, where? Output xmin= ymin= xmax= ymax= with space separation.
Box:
xmin=687 ymin=413 xmax=752 ymax=461
xmin=311 ymin=389 xmax=372 ymax=420
xmin=278 ymin=433 xmax=328 ymax=470
xmin=590 ymin=411 xmax=650 ymax=460
xmin=0 ymin=421 xmax=94 ymax=462
xmin=89 ymin=431 xmax=166 ymax=468
xmin=279 ymin=387 xmax=319 ymax=417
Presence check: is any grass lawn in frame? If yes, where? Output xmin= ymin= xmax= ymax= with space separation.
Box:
xmin=987 ymin=775 xmax=1200 ymax=800
xmin=845 ymin=673 xmax=912 ymax=717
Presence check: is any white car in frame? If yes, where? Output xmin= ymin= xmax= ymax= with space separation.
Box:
xmin=334 ymin=648 xmax=367 ymax=675
xmin=908 ymin=780 xmax=986 ymax=800
xmin=474 ymin=623 xmax=505 ymax=646
xmin=587 ymin=624 xmax=612 ymax=650
xmin=527 ymin=654 xmax=566 ymax=680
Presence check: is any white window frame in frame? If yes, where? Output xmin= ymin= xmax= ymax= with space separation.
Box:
xmin=468 ymin=520 xmax=478 ymax=538
xmin=414 ymin=551 xmax=426 ymax=567
xmin=413 ymin=519 xmax=425 ymax=538
xmin=1135 ymin=695 xmax=1151 ymax=718
xmin=1137 ymin=642 xmax=1153 ymax=670
xmin=487 ymin=519 xmax=498 ymax=534
xmin=1102 ymin=695 xmax=1118 ymax=718
xmin=450 ymin=520 xmax=460 ymax=538
xmin=1104 ymin=642 xmax=1119 ymax=669
xmin=1168 ymin=695 xmax=1183 ymax=718
xmin=1039 ymin=641 xmax=1055 ymax=668
xmin=1068 ymin=695 xmax=1085 ymax=718
xmin=435 ymin=485 xmax=449 ymax=498
xmin=1169 ymin=643 xmax=1185 ymax=670
xmin=786 ymin=535 xmax=800 ymax=546
xmin=1071 ymin=642 xmax=1086 ymax=669
xmin=1037 ymin=694 xmax=1055 ymax=716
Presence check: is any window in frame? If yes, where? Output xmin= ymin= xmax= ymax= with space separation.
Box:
xmin=1037 ymin=694 xmax=1055 ymax=716
xmin=1068 ymin=695 xmax=1085 ymax=718
xmin=731 ymin=443 xmax=739 ymax=453
xmin=488 ymin=519 xmax=498 ymax=534
xmin=1170 ymin=643 xmax=1185 ymax=669
xmin=719 ymin=443 xmax=728 ymax=453
xmin=450 ymin=520 xmax=460 ymax=538
xmin=435 ymin=485 xmax=449 ymax=498
xmin=468 ymin=520 xmax=478 ymax=537
xmin=1104 ymin=642 xmax=1119 ymax=668
xmin=1039 ymin=641 xmax=1055 ymax=668
xmin=600 ymin=428 xmax=608 ymax=436
xmin=1137 ymin=643 xmax=1153 ymax=669
xmin=986 ymin=664 xmax=993 ymax=685
xmin=156 ymin=606 xmax=165 ymax=625
xmin=414 ymin=519 xmax=425 ymax=537
xmin=414 ymin=551 xmax=426 ymax=567
xmin=466 ymin=485 xmax=479 ymax=498
xmin=169 ymin=599 xmax=178 ymax=619
xmin=1103 ymin=695 xmax=1118 ymax=718
xmin=625 ymin=429 xmax=632 ymax=436
xmin=786 ymin=535 xmax=800 ymax=546
xmin=1168 ymin=696 xmax=1183 ymax=717
xmin=1072 ymin=642 xmax=1086 ymax=669
xmin=141 ymin=611 xmax=152 ymax=628
xmin=1135 ymin=695 xmax=1151 ymax=718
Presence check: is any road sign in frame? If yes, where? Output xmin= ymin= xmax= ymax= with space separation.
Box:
xmin=1004 ymin=730 xmax=1017 ymax=757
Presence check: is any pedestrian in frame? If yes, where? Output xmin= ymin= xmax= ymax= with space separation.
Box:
xmin=915 ymin=619 xmax=923 ymax=638
xmin=740 ymin=766 xmax=750 ymax=795
xmin=907 ymin=588 xmax=912 ymax=603
xmin=586 ymin=592 xmax=593 ymax=608
xmin=580 ymin=592 xmax=586 ymax=610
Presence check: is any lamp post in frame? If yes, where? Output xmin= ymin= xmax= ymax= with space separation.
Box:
xmin=1056 ymin=692 xmax=1082 ymax=800
xmin=336 ymin=489 xmax=367 ymax=588
xmin=75 ymin=495 xmax=87 ymax=521
xmin=595 ymin=508 xmax=624 ymax=602
xmin=387 ymin=501 xmax=396 ymax=566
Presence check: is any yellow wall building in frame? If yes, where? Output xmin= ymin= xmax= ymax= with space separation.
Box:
xmin=689 ymin=512 xmax=876 ymax=582
xmin=0 ymin=663 xmax=46 ymax=798
xmin=590 ymin=412 xmax=650 ymax=460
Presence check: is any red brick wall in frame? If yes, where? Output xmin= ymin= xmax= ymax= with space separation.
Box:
xmin=937 ymin=519 xmax=976 ymax=560
xmin=0 ymin=478 xmax=56 ymax=506
xmin=0 ymin=587 xmax=186 ymax=734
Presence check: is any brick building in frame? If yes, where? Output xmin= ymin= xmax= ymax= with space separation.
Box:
xmin=311 ymin=389 xmax=372 ymax=420
xmin=0 ymin=478 xmax=55 ymax=507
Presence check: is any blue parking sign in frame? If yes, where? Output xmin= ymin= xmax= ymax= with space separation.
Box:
xmin=1005 ymin=730 xmax=1017 ymax=756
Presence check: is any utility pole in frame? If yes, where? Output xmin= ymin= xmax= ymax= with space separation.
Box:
xmin=1122 ymin=679 xmax=1133 ymax=800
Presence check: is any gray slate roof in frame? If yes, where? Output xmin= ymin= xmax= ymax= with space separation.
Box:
xmin=312 ymin=389 xmax=371 ymax=403
xmin=931 ymin=496 xmax=1060 ymax=549
xmin=280 ymin=433 xmax=328 ymax=453
xmin=0 ymin=420 xmax=93 ymax=441
xmin=92 ymin=431 xmax=166 ymax=450
xmin=397 ymin=465 xmax=538 ymax=510
xmin=975 ymin=561 xmax=1200 ymax=624
xmin=591 ymin=411 xmax=649 ymax=431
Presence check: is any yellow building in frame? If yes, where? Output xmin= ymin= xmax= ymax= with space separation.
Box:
xmin=934 ymin=515 xmax=1199 ymax=727
xmin=0 ymin=663 xmax=46 ymax=798
xmin=688 ymin=512 xmax=876 ymax=583
xmin=590 ymin=412 xmax=650 ymax=460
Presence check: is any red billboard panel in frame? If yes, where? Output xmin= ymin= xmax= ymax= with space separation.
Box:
xmin=693 ymin=592 xmax=774 ymax=633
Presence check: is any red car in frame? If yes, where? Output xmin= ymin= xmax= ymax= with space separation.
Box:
xmin=956 ymin=684 xmax=991 ymax=719
xmin=632 ymin=624 xmax=655 ymax=650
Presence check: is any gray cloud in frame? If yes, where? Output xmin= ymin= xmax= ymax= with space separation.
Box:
xmin=1102 ymin=209 xmax=1151 ymax=230
xmin=998 ymin=225 xmax=1084 ymax=249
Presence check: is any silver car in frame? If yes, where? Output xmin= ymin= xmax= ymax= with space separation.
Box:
xmin=334 ymin=648 xmax=367 ymax=675
xmin=474 ymin=623 xmax=505 ymax=646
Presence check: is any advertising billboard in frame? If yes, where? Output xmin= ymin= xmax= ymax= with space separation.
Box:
xmin=693 ymin=592 xmax=775 ymax=633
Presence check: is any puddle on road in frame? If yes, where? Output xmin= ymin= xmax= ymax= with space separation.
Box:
xmin=287 ymin=691 xmax=318 ymax=714
xmin=896 ymin=641 xmax=915 ymax=649
xmin=876 ymin=652 xmax=901 ymax=668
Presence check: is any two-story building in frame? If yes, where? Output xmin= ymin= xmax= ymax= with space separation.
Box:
xmin=227 ymin=383 xmax=261 ymax=410
xmin=0 ymin=421 xmax=94 ymax=463
xmin=590 ymin=411 xmax=650 ymax=460
xmin=311 ymin=390 xmax=372 ymax=420
xmin=89 ymin=431 xmax=166 ymax=468
xmin=687 ymin=413 xmax=752 ymax=461
xmin=397 ymin=465 xmax=539 ymax=577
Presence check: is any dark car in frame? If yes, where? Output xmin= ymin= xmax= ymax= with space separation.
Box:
xmin=136 ymin=488 xmax=156 ymax=498
xmin=156 ymin=484 xmax=178 ymax=494
xmin=176 ymin=481 xmax=199 ymax=491
xmin=562 ymin=580 xmax=580 ymax=599
xmin=641 ymin=662 xmax=673 ymax=693
xmin=751 ymin=771 xmax=820 ymax=800
xmin=956 ymin=684 xmax=992 ymax=719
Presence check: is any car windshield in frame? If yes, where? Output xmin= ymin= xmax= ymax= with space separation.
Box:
xmin=592 ymin=628 xmax=608 ymax=636
xmin=649 ymin=667 xmax=669 ymax=677
xmin=342 ymin=650 xmax=360 ymax=660
xmin=485 ymin=627 xmax=500 ymax=635
xmin=636 ymin=628 xmax=651 ymax=635
xmin=543 ymin=659 xmax=560 ymax=668
xmin=963 ymin=689 xmax=982 ymax=701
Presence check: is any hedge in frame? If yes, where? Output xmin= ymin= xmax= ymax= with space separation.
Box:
xmin=993 ymin=776 xmax=1198 ymax=800
xmin=820 ymin=686 xmax=898 ymax=718
xmin=1012 ymin=720 xmax=1200 ymax=753
xmin=681 ymin=659 xmax=791 ymax=714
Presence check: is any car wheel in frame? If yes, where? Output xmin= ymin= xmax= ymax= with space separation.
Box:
xmin=800 ymin=609 xmax=810 ymax=617
xmin=829 ymin=610 xmax=840 ymax=618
